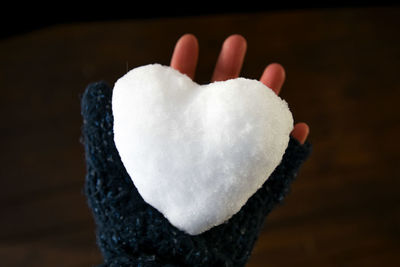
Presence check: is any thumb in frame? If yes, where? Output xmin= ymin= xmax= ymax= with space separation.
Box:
xmin=81 ymin=81 xmax=116 ymax=170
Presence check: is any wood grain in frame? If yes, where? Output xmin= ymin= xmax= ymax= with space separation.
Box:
xmin=0 ymin=7 xmax=399 ymax=266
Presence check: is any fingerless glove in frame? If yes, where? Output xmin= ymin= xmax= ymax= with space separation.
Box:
xmin=81 ymin=81 xmax=312 ymax=267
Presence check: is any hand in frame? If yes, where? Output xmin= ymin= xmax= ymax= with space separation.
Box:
xmin=81 ymin=34 xmax=312 ymax=266
xmin=170 ymin=34 xmax=309 ymax=144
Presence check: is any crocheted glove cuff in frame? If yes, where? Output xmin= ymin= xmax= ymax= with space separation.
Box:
xmin=81 ymin=81 xmax=312 ymax=267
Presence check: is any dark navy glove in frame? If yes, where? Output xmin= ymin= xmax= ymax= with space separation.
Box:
xmin=81 ymin=81 xmax=312 ymax=267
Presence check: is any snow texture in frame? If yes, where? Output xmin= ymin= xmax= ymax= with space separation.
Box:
xmin=112 ymin=64 xmax=293 ymax=235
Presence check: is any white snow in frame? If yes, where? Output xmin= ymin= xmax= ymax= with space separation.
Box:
xmin=112 ymin=64 xmax=293 ymax=235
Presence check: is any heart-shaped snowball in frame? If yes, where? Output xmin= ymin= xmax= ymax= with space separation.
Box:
xmin=112 ymin=64 xmax=293 ymax=235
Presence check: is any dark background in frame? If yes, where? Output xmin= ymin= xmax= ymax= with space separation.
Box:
xmin=1 ymin=3 xmax=400 ymax=267
xmin=1 ymin=2 xmax=396 ymax=39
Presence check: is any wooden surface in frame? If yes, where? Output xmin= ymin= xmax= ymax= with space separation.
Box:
xmin=1 ymin=7 xmax=399 ymax=267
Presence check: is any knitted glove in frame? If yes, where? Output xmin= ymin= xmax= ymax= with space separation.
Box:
xmin=81 ymin=81 xmax=312 ymax=267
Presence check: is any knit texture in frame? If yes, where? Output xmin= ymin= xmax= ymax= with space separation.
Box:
xmin=81 ymin=81 xmax=312 ymax=267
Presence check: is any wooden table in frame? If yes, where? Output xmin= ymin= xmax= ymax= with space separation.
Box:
xmin=1 ymin=7 xmax=399 ymax=267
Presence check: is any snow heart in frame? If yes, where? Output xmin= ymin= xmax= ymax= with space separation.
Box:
xmin=112 ymin=64 xmax=293 ymax=235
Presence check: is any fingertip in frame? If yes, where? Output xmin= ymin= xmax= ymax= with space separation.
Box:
xmin=299 ymin=122 xmax=310 ymax=140
xmin=179 ymin=33 xmax=198 ymax=46
xmin=269 ymin=62 xmax=286 ymax=80
xmin=170 ymin=33 xmax=199 ymax=79
xmin=260 ymin=63 xmax=286 ymax=95
xmin=223 ymin=34 xmax=247 ymax=57
xmin=291 ymin=122 xmax=310 ymax=145
xmin=212 ymin=34 xmax=247 ymax=82
xmin=225 ymin=34 xmax=247 ymax=46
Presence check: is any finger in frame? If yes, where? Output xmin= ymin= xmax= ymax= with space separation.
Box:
xmin=170 ymin=34 xmax=199 ymax=80
xmin=259 ymin=63 xmax=286 ymax=95
xmin=291 ymin=122 xmax=309 ymax=145
xmin=212 ymin=34 xmax=247 ymax=82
